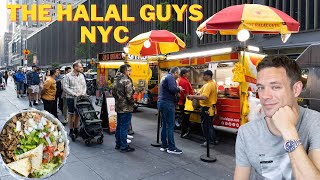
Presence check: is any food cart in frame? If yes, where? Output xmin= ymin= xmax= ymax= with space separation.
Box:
xmin=96 ymin=51 xmax=154 ymax=132
xmin=159 ymin=47 xmax=265 ymax=131
xmin=296 ymin=44 xmax=320 ymax=112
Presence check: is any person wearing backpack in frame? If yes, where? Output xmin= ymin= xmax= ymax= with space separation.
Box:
xmin=14 ymin=69 xmax=25 ymax=98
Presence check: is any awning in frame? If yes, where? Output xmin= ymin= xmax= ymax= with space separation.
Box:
xmin=296 ymin=44 xmax=320 ymax=67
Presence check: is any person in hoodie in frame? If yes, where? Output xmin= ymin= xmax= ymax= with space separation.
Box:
xmin=112 ymin=64 xmax=135 ymax=153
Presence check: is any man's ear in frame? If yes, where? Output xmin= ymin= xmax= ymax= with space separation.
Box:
xmin=293 ymin=81 xmax=303 ymax=97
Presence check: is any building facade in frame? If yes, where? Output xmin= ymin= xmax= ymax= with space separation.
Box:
xmin=6 ymin=0 xmax=80 ymax=66
xmin=0 ymin=33 xmax=13 ymax=66
xmin=25 ymin=0 xmax=320 ymax=67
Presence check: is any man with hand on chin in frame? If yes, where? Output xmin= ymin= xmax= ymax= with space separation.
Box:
xmin=234 ymin=56 xmax=320 ymax=180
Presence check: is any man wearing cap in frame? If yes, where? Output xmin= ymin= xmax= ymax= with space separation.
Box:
xmin=188 ymin=70 xmax=219 ymax=147
xmin=27 ymin=65 xmax=41 ymax=107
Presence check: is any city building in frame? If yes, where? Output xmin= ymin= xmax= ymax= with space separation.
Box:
xmin=0 ymin=33 xmax=13 ymax=67
xmin=8 ymin=26 xmax=34 ymax=66
xmin=6 ymin=0 xmax=80 ymax=67
xmin=25 ymin=0 xmax=320 ymax=67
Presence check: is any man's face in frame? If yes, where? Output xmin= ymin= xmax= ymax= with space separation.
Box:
xmin=32 ymin=67 xmax=36 ymax=71
xmin=55 ymin=69 xmax=59 ymax=76
xmin=257 ymin=67 xmax=302 ymax=118
xmin=202 ymin=75 xmax=209 ymax=81
xmin=80 ymin=66 xmax=84 ymax=73
xmin=74 ymin=64 xmax=83 ymax=73
xmin=66 ymin=69 xmax=71 ymax=74
xmin=173 ymin=70 xmax=180 ymax=79
xmin=125 ymin=67 xmax=132 ymax=76
xmin=184 ymin=71 xmax=191 ymax=78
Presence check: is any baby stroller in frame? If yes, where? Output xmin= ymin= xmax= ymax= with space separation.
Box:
xmin=75 ymin=95 xmax=104 ymax=146
xmin=0 ymin=77 xmax=6 ymax=90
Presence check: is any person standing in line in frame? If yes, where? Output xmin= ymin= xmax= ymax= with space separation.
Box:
xmin=158 ymin=67 xmax=183 ymax=154
xmin=37 ymin=68 xmax=44 ymax=104
xmin=27 ymin=65 xmax=41 ymax=107
xmin=4 ymin=70 xmax=9 ymax=85
xmin=0 ymin=71 xmax=3 ymax=85
xmin=55 ymin=68 xmax=63 ymax=114
xmin=177 ymin=68 xmax=194 ymax=138
xmin=61 ymin=67 xmax=72 ymax=124
xmin=13 ymin=69 xmax=25 ymax=98
xmin=41 ymin=69 xmax=57 ymax=115
xmin=52 ymin=68 xmax=63 ymax=118
xmin=63 ymin=62 xmax=87 ymax=139
xmin=112 ymin=64 xmax=135 ymax=152
xmin=188 ymin=70 xmax=219 ymax=147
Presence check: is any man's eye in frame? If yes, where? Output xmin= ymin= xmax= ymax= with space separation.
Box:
xmin=272 ymin=86 xmax=281 ymax=90
xmin=257 ymin=87 xmax=264 ymax=91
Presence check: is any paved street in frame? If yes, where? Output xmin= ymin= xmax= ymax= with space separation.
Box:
xmin=0 ymin=78 xmax=236 ymax=180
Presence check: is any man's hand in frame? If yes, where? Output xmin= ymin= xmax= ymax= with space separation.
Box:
xmin=75 ymin=92 xmax=82 ymax=97
xmin=187 ymin=95 xmax=194 ymax=100
xmin=271 ymin=106 xmax=299 ymax=140
xmin=178 ymin=86 xmax=184 ymax=91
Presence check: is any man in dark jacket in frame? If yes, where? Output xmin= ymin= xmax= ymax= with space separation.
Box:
xmin=27 ymin=65 xmax=41 ymax=107
xmin=158 ymin=67 xmax=183 ymax=154
xmin=112 ymin=64 xmax=135 ymax=153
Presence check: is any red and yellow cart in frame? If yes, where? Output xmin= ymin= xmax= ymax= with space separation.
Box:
xmin=159 ymin=47 xmax=265 ymax=130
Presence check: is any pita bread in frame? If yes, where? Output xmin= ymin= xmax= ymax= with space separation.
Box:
xmin=7 ymin=157 xmax=32 ymax=177
xmin=16 ymin=144 xmax=43 ymax=171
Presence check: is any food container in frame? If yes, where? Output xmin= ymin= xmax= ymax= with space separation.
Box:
xmin=0 ymin=109 xmax=70 ymax=179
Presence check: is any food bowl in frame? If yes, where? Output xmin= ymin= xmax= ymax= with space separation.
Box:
xmin=0 ymin=109 xmax=69 ymax=179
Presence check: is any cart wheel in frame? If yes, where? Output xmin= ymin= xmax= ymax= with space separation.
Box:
xmin=97 ymin=137 xmax=103 ymax=144
xmin=85 ymin=140 xmax=91 ymax=146
xmin=71 ymin=134 xmax=76 ymax=142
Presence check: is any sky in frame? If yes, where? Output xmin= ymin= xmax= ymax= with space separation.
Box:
xmin=0 ymin=2 xmax=8 ymax=35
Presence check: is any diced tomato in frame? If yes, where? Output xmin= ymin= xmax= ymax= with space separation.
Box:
xmin=42 ymin=159 xmax=48 ymax=164
xmin=44 ymin=146 xmax=55 ymax=153
xmin=43 ymin=151 xmax=54 ymax=162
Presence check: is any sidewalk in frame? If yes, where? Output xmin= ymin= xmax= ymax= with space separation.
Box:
xmin=0 ymin=78 xmax=236 ymax=180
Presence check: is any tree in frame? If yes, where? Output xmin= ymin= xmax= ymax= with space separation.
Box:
xmin=75 ymin=42 xmax=95 ymax=60
xmin=51 ymin=62 xmax=60 ymax=68
xmin=27 ymin=53 xmax=34 ymax=65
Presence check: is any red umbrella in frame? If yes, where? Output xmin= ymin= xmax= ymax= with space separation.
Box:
xmin=196 ymin=4 xmax=300 ymax=42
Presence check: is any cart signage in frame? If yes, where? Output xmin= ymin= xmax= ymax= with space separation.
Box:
xmin=214 ymin=111 xmax=241 ymax=129
xmin=98 ymin=52 xmax=123 ymax=61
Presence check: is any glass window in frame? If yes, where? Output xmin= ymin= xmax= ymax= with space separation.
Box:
xmin=300 ymin=0 xmax=306 ymax=31
xmin=293 ymin=0 xmax=298 ymax=21
xmin=309 ymin=0 xmax=315 ymax=29
xmin=318 ymin=0 xmax=320 ymax=29
xmin=301 ymin=69 xmax=309 ymax=90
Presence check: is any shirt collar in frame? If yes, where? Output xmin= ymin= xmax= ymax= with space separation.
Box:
xmin=71 ymin=71 xmax=80 ymax=76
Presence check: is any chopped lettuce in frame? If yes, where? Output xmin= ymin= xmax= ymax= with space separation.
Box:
xmin=31 ymin=161 xmax=60 ymax=178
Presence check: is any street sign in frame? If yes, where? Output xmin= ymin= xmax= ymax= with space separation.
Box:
xmin=23 ymin=49 xmax=30 ymax=55
xmin=90 ymin=60 xmax=95 ymax=65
